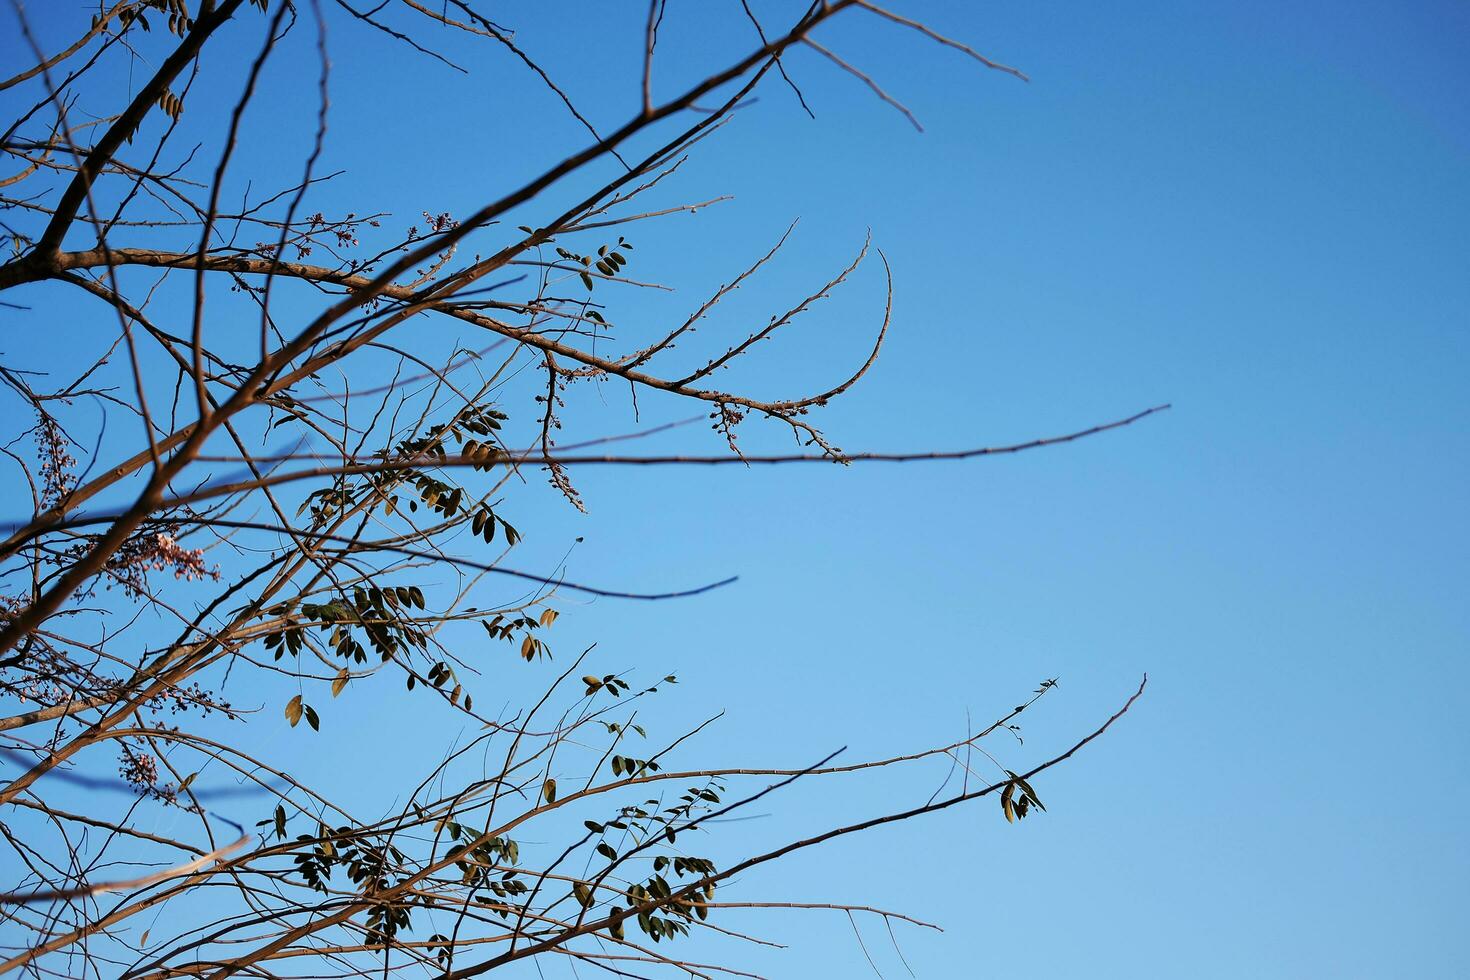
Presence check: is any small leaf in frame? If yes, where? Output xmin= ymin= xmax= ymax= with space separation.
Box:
xmin=542 ymin=778 xmax=557 ymax=805
xmin=285 ymin=695 xmax=303 ymax=727
xmin=1015 ymin=774 xmax=1045 ymax=811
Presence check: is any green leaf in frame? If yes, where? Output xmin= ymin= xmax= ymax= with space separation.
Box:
xmin=1015 ymin=774 xmax=1045 ymax=811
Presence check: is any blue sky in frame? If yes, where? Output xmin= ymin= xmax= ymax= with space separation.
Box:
xmin=474 ymin=4 xmax=1467 ymax=974
xmin=4 ymin=1 xmax=1468 ymax=976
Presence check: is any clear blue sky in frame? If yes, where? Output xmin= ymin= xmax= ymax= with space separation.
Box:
xmin=5 ymin=2 xmax=1468 ymax=977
